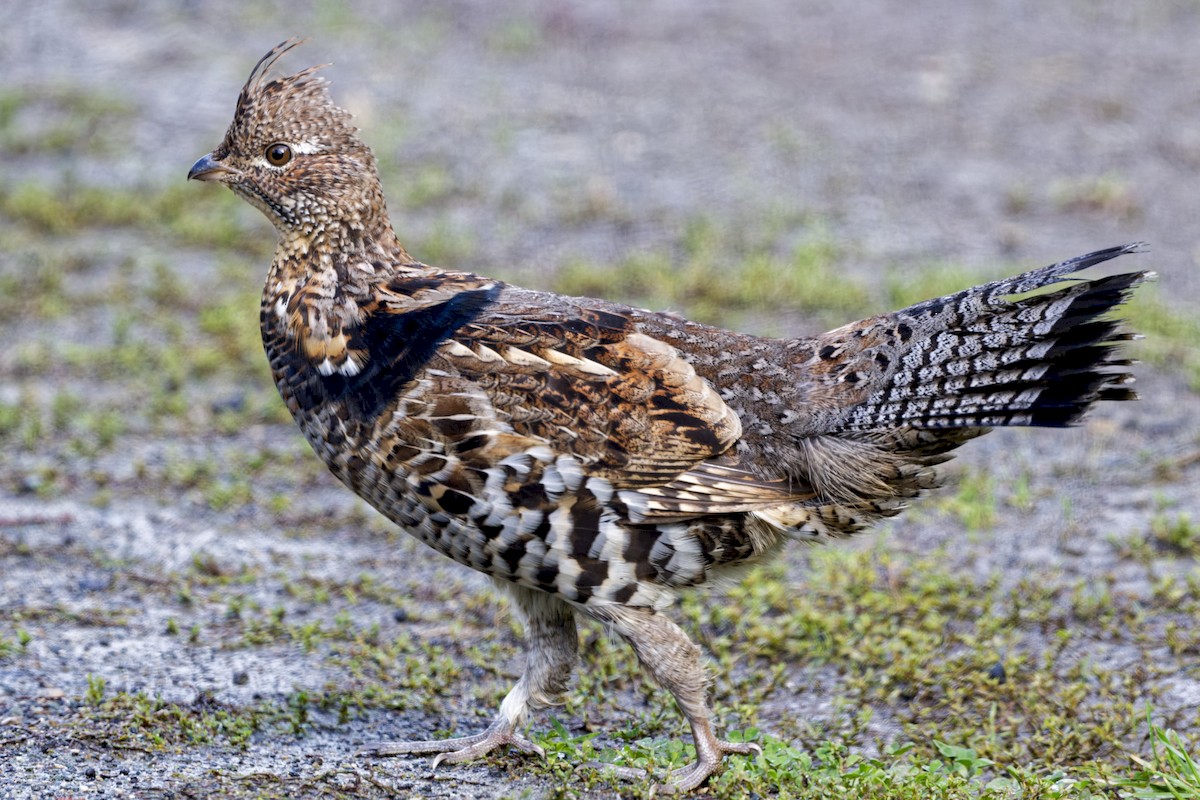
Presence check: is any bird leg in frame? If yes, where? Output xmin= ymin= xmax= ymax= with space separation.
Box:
xmin=359 ymin=584 xmax=578 ymax=766
xmin=592 ymin=606 xmax=761 ymax=793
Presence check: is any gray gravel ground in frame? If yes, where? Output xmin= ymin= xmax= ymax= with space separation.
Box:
xmin=2 ymin=1 xmax=1199 ymax=798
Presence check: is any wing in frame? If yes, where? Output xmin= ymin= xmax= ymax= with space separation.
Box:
xmin=351 ymin=276 xmax=812 ymax=520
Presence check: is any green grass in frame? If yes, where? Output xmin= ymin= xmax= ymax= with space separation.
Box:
xmin=488 ymin=16 xmax=543 ymax=55
xmin=553 ymin=217 xmax=869 ymax=331
xmin=1049 ymin=173 xmax=1141 ymax=221
xmin=0 ymin=180 xmax=268 ymax=253
xmin=1124 ymin=289 xmax=1200 ymax=391
xmin=1148 ymin=512 xmax=1199 ymax=557
xmin=533 ymin=718 xmax=1200 ymax=799
xmin=938 ymin=467 xmax=998 ymax=531
xmin=85 ymin=673 xmax=107 ymax=705
xmin=0 ymin=630 xmax=28 ymax=660
xmin=0 ymin=244 xmax=287 ymax=460
xmin=69 ymin=688 xmax=275 ymax=751
xmin=0 ymin=84 xmax=135 ymax=156
xmin=1117 ymin=713 xmax=1200 ymax=799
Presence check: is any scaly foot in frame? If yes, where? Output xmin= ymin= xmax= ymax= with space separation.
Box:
xmin=358 ymin=718 xmax=544 ymax=767
xmin=582 ymin=738 xmax=761 ymax=794
xmin=666 ymin=738 xmax=761 ymax=793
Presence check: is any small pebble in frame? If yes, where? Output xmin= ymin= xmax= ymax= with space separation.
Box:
xmin=987 ymin=662 xmax=1007 ymax=684
xmin=233 ymin=670 xmax=250 ymax=686
xmin=393 ymin=608 xmax=409 ymax=623
xmin=78 ymin=573 xmax=113 ymax=592
xmin=212 ymin=393 xmax=247 ymax=414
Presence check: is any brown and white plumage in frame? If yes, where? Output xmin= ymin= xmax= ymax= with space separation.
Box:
xmin=189 ymin=40 xmax=1151 ymax=792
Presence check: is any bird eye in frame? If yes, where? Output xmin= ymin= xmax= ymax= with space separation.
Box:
xmin=265 ymin=143 xmax=292 ymax=166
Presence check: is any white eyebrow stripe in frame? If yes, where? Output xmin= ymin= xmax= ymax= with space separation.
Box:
xmin=291 ymin=140 xmax=324 ymax=155
xmin=256 ymin=139 xmax=325 ymax=169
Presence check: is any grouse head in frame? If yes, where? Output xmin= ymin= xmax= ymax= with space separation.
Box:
xmin=188 ymin=39 xmax=392 ymax=245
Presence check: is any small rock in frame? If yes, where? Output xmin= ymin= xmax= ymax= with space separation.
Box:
xmin=987 ymin=661 xmax=1007 ymax=684
xmin=393 ymin=608 xmax=409 ymax=623
xmin=85 ymin=766 xmax=97 ymax=779
xmin=233 ymin=670 xmax=250 ymax=686
xmin=78 ymin=573 xmax=113 ymax=592
xmin=212 ymin=393 xmax=246 ymax=414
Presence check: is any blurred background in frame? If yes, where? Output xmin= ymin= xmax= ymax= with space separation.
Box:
xmin=1 ymin=2 xmax=1198 ymax=797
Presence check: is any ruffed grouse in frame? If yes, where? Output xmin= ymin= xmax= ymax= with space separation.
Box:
xmin=189 ymin=40 xmax=1150 ymax=792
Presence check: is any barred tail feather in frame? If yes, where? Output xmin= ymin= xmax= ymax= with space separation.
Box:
xmin=843 ymin=243 xmax=1150 ymax=433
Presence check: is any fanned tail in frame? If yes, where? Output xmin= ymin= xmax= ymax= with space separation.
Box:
xmin=841 ymin=242 xmax=1150 ymax=432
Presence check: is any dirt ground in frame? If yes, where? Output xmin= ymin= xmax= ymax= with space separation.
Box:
xmin=1 ymin=2 xmax=1198 ymax=798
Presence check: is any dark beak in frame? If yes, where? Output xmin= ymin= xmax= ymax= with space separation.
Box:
xmin=188 ymin=153 xmax=238 ymax=182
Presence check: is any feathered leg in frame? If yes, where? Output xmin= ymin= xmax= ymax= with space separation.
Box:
xmin=360 ymin=584 xmax=578 ymax=764
xmin=593 ymin=606 xmax=761 ymax=793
